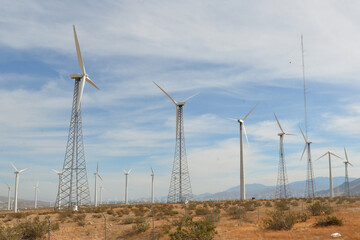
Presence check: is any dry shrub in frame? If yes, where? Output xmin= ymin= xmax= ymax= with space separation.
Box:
xmin=315 ymin=215 xmax=342 ymax=227
xmin=307 ymin=201 xmax=333 ymax=216
xmin=16 ymin=216 xmax=48 ymax=239
xmin=275 ymin=200 xmax=290 ymax=211
xmin=195 ymin=207 xmax=210 ymax=216
xmin=132 ymin=222 xmax=150 ymax=233
xmin=263 ymin=211 xmax=297 ymax=230
xmin=226 ymin=206 xmax=246 ymax=220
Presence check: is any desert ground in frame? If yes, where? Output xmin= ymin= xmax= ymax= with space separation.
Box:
xmin=1 ymin=197 xmax=360 ymax=239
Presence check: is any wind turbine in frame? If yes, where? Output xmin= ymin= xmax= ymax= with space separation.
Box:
xmin=34 ymin=181 xmax=39 ymax=209
xmin=56 ymin=25 xmax=99 ymax=209
xmin=299 ymin=127 xmax=316 ymax=198
xmin=230 ymin=104 xmax=257 ymax=200
xmin=273 ymin=113 xmax=294 ymax=199
xmin=4 ymin=183 xmax=11 ymax=210
xmin=150 ymin=167 xmax=154 ymax=204
xmin=52 ymin=169 xmax=64 ymax=210
xmin=343 ymin=148 xmax=353 ymax=197
xmin=11 ymin=163 xmax=27 ymax=213
xmin=316 ymin=151 xmax=342 ymax=198
xmin=99 ymin=184 xmax=105 ymax=205
xmin=94 ymin=162 xmax=103 ymax=207
xmin=153 ymin=81 xmax=197 ymax=203
xmin=124 ymin=169 xmax=132 ymax=205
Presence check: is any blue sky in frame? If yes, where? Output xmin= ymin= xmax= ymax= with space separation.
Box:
xmin=1 ymin=0 xmax=360 ymax=202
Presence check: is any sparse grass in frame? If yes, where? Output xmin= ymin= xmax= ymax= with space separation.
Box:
xmin=275 ymin=200 xmax=290 ymax=211
xmin=195 ymin=207 xmax=210 ymax=216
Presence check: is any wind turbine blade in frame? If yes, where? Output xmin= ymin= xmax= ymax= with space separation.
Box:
xmin=153 ymin=81 xmax=177 ymax=105
xmin=4 ymin=183 xmax=9 ymax=188
xmin=128 ymin=169 xmax=132 ymax=174
xmin=150 ymin=167 xmax=154 ymax=174
xmin=51 ymin=169 xmax=60 ymax=174
xmin=316 ymin=152 xmax=328 ymax=161
xmin=243 ymin=104 xmax=257 ymax=121
xmin=299 ymin=126 xmax=307 ymax=142
xmin=273 ymin=112 xmax=284 ymax=133
xmin=243 ymin=124 xmax=249 ymax=144
xmin=330 ymin=152 xmax=342 ymax=159
xmin=86 ymin=77 xmax=99 ymax=90
xmin=182 ymin=92 xmax=199 ymax=103
xmin=73 ymin=25 xmax=86 ymax=75
xmin=300 ymin=144 xmax=307 ymax=161
xmin=348 ymin=162 xmax=353 ymax=167
xmin=344 ymin=147 xmax=349 ymax=161
xmin=19 ymin=168 xmax=27 ymax=173
xmin=285 ymin=133 xmax=296 ymax=136
xmin=98 ymin=174 xmax=103 ymax=181
xmin=229 ymin=118 xmax=239 ymax=122
xmin=10 ymin=163 xmax=18 ymax=172
xmin=96 ymin=161 xmax=99 ymax=174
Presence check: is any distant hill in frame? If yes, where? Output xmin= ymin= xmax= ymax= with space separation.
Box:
xmin=193 ymin=176 xmax=357 ymax=200
xmin=318 ymin=178 xmax=360 ymax=196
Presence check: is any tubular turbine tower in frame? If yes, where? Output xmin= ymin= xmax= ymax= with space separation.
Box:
xmin=55 ymin=25 xmax=99 ymax=209
xmin=153 ymin=81 xmax=197 ymax=203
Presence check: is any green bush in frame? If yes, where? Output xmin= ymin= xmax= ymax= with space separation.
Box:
xmin=307 ymin=201 xmax=333 ymax=216
xmin=275 ymin=200 xmax=290 ymax=211
xmin=263 ymin=211 xmax=297 ymax=230
xmin=170 ymin=217 xmax=217 ymax=240
xmin=315 ymin=215 xmax=342 ymax=227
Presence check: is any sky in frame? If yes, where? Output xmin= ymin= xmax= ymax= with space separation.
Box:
xmin=1 ymin=0 xmax=360 ymax=203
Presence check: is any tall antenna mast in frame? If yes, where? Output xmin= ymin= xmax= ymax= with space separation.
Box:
xmin=301 ymin=35 xmax=308 ymax=139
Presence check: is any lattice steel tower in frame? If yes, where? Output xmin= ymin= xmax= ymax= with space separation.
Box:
xmin=274 ymin=113 xmax=293 ymax=199
xmin=153 ymin=82 xmax=196 ymax=203
xmin=55 ymin=25 xmax=99 ymax=209
xmin=300 ymin=35 xmax=316 ymax=198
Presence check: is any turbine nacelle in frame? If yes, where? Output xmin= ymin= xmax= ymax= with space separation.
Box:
xmin=153 ymin=81 xmax=198 ymax=107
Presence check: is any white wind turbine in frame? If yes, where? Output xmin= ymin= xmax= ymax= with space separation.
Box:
xmin=99 ymin=184 xmax=105 ymax=205
xmin=150 ymin=167 xmax=154 ymax=204
xmin=274 ymin=113 xmax=295 ymax=198
xmin=230 ymin=104 xmax=257 ymax=200
xmin=316 ymin=151 xmax=342 ymax=198
xmin=34 ymin=181 xmax=39 ymax=209
xmin=153 ymin=81 xmax=197 ymax=203
xmin=343 ymin=147 xmax=353 ymax=197
xmin=52 ymin=169 xmax=64 ymax=209
xmin=124 ymin=169 xmax=132 ymax=205
xmin=4 ymin=183 xmax=11 ymax=210
xmin=11 ymin=163 xmax=27 ymax=213
xmin=71 ymin=25 xmax=99 ymax=112
xmin=94 ymin=162 xmax=103 ymax=207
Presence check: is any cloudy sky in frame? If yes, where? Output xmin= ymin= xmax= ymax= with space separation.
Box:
xmin=1 ymin=0 xmax=360 ymax=203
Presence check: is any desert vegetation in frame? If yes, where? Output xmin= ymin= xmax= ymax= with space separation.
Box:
xmin=0 ymin=197 xmax=358 ymax=239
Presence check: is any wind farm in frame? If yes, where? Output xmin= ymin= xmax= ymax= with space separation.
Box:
xmin=3 ymin=1 xmax=360 ymax=239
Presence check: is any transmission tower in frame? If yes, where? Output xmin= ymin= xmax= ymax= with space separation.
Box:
xmin=55 ymin=79 xmax=91 ymax=209
xmin=167 ymin=104 xmax=193 ymax=203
